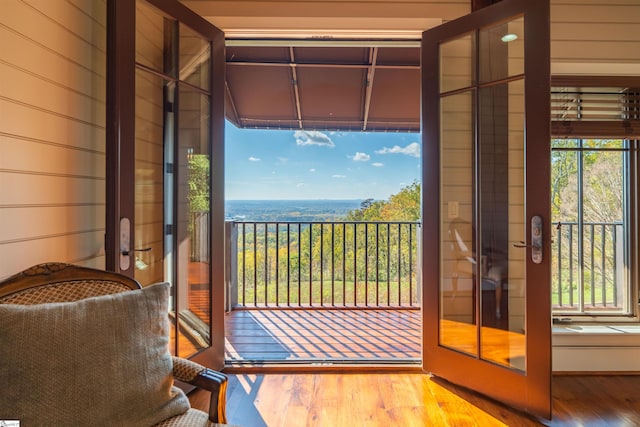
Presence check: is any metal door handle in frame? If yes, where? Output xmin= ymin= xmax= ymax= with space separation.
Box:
xmin=121 ymin=247 xmax=152 ymax=256
xmin=512 ymin=215 xmax=543 ymax=264
xmin=513 ymin=241 xmax=535 ymax=248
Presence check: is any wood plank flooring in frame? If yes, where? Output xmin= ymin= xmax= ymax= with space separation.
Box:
xmin=207 ymin=309 xmax=640 ymax=425
xmin=225 ymin=309 xmax=421 ymax=362
xmin=188 ymin=373 xmax=640 ymax=426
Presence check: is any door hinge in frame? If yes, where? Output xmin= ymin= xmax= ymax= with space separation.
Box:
xmin=165 ymin=224 xmax=174 ymax=235
xmin=166 ymin=163 xmax=173 ymax=174
xmin=166 ymin=101 xmax=174 ymax=113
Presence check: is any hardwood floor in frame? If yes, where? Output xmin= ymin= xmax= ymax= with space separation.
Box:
xmin=188 ymin=373 xmax=640 ymax=426
xmin=213 ymin=308 xmax=640 ymax=425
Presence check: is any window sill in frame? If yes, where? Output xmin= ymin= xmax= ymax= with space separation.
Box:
xmin=552 ymin=324 xmax=640 ymax=372
xmin=553 ymin=324 xmax=640 ymax=346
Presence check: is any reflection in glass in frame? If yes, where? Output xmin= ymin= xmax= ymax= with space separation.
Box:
xmin=136 ymin=0 xmax=176 ymax=76
xmin=478 ymin=79 xmax=526 ymax=371
xmin=134 ymin=69 xmax=168 ymax=288
xmin=179 ymin=24 xmax=210 ymax=90
xmin=440 ymin=33 xmax=475 ymax=94
xmin=479 ymin=17 xmax=524 ymax=83
xmin=176 ymin=84 xmax=211 ymax=358
xmin=440 ymin=91 xmax=477 ymax=355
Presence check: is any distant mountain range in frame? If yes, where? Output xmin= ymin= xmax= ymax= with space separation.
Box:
xmin=225 ymin=199 xmax=364 ymax=222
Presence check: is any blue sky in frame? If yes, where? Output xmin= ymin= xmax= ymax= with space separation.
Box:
xmin=225 ymin=121 xmax=421 ymax=200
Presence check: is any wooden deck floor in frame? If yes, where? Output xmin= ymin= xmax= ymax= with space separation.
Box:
xmin=225 ymin=308 xmax=421 ymax=363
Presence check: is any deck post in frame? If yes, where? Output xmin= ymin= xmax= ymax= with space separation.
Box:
xmin=225 ymin=221 xmax=238 ymax=311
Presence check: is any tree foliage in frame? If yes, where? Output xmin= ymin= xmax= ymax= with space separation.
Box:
xmin=551 ymin=139 xmax=626 ymax=310
xmin=234 ymin=183 xmax=422 ymax=306
xmin=552 ymin=139 xmax=623 ymax=224
xmin=188 ymin=154 xmax=210 ymax=212
xmin=346 ymin=181 xmax=420 ymax=221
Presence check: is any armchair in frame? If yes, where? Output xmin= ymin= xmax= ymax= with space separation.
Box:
xmin=0 ymin=262 xmax=227 ymax=426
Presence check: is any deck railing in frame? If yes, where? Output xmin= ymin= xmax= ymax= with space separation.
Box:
xmin=552 ymin=221 xmax=626 ymax=312
xmin=226 ymin=221 xmax=421 ymax=309
xmin=208 ymin=218 xmax=625 ymax=313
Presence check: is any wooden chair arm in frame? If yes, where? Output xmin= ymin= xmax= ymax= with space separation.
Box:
xmin=172 ymin=356 xmax=228 ymax=424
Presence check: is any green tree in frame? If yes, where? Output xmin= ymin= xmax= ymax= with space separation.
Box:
xmin=188 ymin=154 xmax=210 ymax=212
xmin=381 ymin=181 xmax=420 ymax=221
xmin=551 ymin=139 xmax=626 ymax=308
xmin=345 ymin=180 xmax=420 ymax=221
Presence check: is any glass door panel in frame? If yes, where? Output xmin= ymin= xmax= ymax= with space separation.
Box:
xmin=110 ymin=0 xmax=224 ymax=367
xmin=132 ymin=0 xmax=216 ymax=360
xmin=440 ymin=91 xmax=476 ymax=356
xmin=134 ymin=69 xmax=171 ymax=288
xmin=479 ymin=18 xmax=524 ymax=83
xmin=423 ymin=0 xmax=551 ymax=418
xmin=176 ymin=84 xmax=211 ymax=358
xmin=134 ymin=0 xmax=178 ymax=356
xmin=440 ymin=34 xmax=475 ymax=93
xmin=478 ymin=80 xmax=526 ymax=371
xmin=135 ymin=1 xmax=174 ymax=73
xmin=133 ymin=0 xmax=176 ymax=290
xmin=179 ymin=24 xmax=211 ymax=90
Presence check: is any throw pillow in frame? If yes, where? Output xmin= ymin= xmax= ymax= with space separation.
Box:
xmin=0 ymin=282 xmax=190 ymax=426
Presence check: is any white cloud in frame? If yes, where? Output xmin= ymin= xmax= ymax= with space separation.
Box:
xmin=296 ymin=183 xmax=306 ymax=188
xmin=277 ymin=157 xmax=289 ymax=164
xmin=248 ymin=156 xmax=261 ymax=162
xmin=309 ymin=168 xmax=316 ymax=173
xmin=375 ymin=142 xmax=420 ymax=158
xmin=294 ymin=130 xmax=335 ymax=147
xmin=372 ymin=162 xmax=384 ymax=167
xmin=353 ymin=152 xmax=370 ymax=161
xmin=332 ymin=174 xmax=346 ymax=179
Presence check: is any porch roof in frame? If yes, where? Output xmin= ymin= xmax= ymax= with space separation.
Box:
xmin=224 ymin=43 xmax=421 ymax=132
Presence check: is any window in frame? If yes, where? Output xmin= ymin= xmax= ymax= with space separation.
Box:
xmin=550 ymin=80 xmax=640 ymax=319
xmin=551 ymin=138 xmax=632 ymax=316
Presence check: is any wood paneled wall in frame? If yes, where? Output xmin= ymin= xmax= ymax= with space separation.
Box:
xmin=551 ymin=0 xmax=640 ymax=75
xmin=0 ymin=0 xmax=106 ymax=279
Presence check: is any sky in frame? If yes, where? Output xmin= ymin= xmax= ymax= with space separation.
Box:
xmin=225 ymin=121 xmax=422 ymax=201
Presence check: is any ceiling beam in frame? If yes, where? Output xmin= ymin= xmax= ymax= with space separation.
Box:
xmin=289 ymin=47 xmax=304 ymax=129
xmin=224 ymin=81 xmax=241 ymax=126
xmin=362 ymin=47 xmax=378 ymax=131
xmin=226 ymin=61 xmax=418 ymax=70
xmin=235 ymin=117 xmax=419 ymax=131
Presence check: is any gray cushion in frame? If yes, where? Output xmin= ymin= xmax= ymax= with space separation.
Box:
xmin=0 ymin=282 xmax=190 ymax=426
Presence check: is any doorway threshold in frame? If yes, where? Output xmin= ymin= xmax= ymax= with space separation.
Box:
xmin=224 ymin=358 xmax=422 ymax=373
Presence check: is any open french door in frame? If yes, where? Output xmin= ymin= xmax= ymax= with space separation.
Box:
xmin=422 ymin=0 xmax=551 ymax=419
xmin=107 ymin=0 xmax=226 ymax=369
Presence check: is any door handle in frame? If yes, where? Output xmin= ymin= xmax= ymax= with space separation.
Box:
xmin=121 ymin=247 xmax=152 ymax=256
xmin=120 ymin=217 xmax=131 ymax=270
xmin=513 ymin=215 xmax=543 ymax=264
